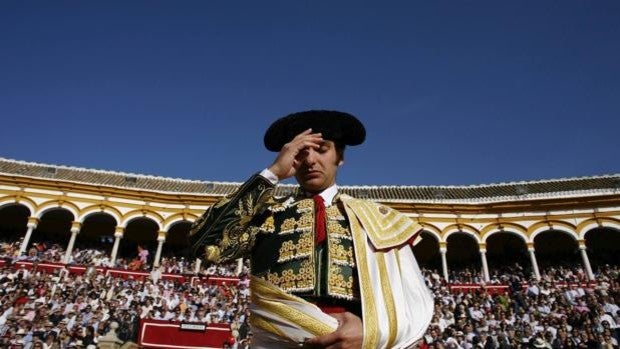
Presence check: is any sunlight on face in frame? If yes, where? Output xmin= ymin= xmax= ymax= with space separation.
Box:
xmin=294 ymin=140 xmax=343 ymax=193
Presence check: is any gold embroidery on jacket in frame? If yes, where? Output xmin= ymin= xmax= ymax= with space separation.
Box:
xmin=325 ymin=202 xmax=359 ymax=300
xmin=328 ymin=265 xmax=356 ymax=300
xmin=216 ymin=184 xmax=276 ymax=262
xmin=268 ymin=203 xmax=286 ymax=212
xmin=266 ymin=259 xmax=315 ymax=293
xmin=295 ymin=198 xmax=313 ymax=213
xmin=279 ymin=211 xmax=313 ymax=235
xmin=277 ymin=232 xmax=313 ymax=263
xmin=327 ymin=221 xmax=352 ymax=240
xmin=204 ymin=245 xmax=221 ymax=262
xmin=326 ymin=205 xmax=345 ymax=221
xmin=259 ymin=196 xmax=359 ymax=299
xmin=259 ymin=216 xmax=275 ymax=233
xmin=297 ymin=211 xmax=314 ymax=228
xmin=218 ymin=224 xmax=259 ymax=262
xmin=280 ymin=217 xmax=297 ymax=234
xmin=235 ymin=194 xmax=255 ymax=224
xmin=330 ymin=243 xmax=355 ymax=267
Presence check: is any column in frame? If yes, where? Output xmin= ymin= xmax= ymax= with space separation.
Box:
xmin=63 ymin=221 xmax=82 ymax=263
xmin=440 ymin=245 xmax=449 ymax=282
xmin=110 ymin=227 xmax=124 ymax=266
xmin=578 ymin=241 xmax=595 ymax=280
xmin=480 ymin=247 xmax=490 ymax=283
xmin=153 ymin=231 xmax=166 ymax=268
xmin=194 ymin=258 xmax=202 ymax=273
xmin=18 ymin=217 xmax=39 ymax=255
xmin=236 ymin=258 xmax=244 ymax=275
xmin=527 ymin=243 xmax=541 ymax=280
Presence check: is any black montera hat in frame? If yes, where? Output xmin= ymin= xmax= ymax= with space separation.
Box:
xmin=263 ymin=110 xmax=366 ymax=152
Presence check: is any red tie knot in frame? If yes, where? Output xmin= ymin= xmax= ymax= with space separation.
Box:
xmin=313 ymin=194 xmax=325 ymax=206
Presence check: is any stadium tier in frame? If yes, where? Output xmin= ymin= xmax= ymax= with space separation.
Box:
xmin=0 ymin=157 xmax=618 ymax=348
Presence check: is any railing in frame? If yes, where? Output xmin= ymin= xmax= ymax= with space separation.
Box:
xmin=0 ymin=258 xmax=241 ymax=286
xmin=448 ymin=281 xmax=598 ymax=294
xmin=1 ymin=258 xmax=598 ymax=292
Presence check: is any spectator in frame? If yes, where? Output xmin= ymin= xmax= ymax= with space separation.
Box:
xmin=0 ymin=233 xmax=618 ymax=349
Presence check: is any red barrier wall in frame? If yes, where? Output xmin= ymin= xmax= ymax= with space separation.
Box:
xmin=138 ymin=319 xmax=232 ymax=349
xmin=2 ymin=259 xmax=240 ymax=285
xmin=448 ymin=281 xmax=597 ymax=294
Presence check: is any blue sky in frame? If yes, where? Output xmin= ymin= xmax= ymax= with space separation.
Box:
xmin=1 ymin=1 xmax=619 ymax=186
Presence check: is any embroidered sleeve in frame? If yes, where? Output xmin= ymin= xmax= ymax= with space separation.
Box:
xmin=188 ymin=174 xmax=275 ymax=263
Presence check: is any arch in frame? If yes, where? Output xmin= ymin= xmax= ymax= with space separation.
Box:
xmin=532 ymin=228 xmax=580 ymax=269
xmin=418 ymin=222 xmax=441 ymax=240
xmin=35 ymin=200 xmax=79 ymax=220
xmin=442 ymin=224 xmax=481 ymax=243
xmin=162 ymin=212 xmax=199 ymax=231
xmin=0 ymin=201 xmax=31 ymax=239
xmin=417 ymin=229 xmax=441 ymax=247
xmin=118 ymin=216 xmax=160 ymax=261
xmin=577 ymin=218 xmax=620 ymax=239
xmin=31 ymin=207 xmax=75 ymax=247
xmin=484 ymin=230 xmax=530 ymax=274
xmin=483 ymin=229 xmax=528 ymax=244
xmin=413 ymin=230 xmax=441 ymax=270
xmin=0 ymin=196 xmax=35 ymax=215
xmin=529 ymin=220 xmax=578 ymax=242
xmin=166 ymin=220 xmax=193 ymax=236
xmin=582 ymin=226 xmax=620 ymax=268
xmin=78 ymin=204 xmax=122 ymax=226
xmin=445 ymin=229 xmax=481 ymax=277
xmin=121 ymin=210 xmax=164 ymax=230
xmin=481 ymin=223 xmax=528 ymax=242
xmin=163 ymin=220 xmax=193 ymax=258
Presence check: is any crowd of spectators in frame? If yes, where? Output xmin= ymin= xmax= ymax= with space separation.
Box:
xmin=0 ymin=237 xmax=250 ymax=348
xmin=0 ymin=239 xmax=113 ymax=268
xmin=423 ymin=264 xmax=593 ymax=287
xmin=0 ymin=238 xmax=239 ymax=277
xmin=420 ymin=265 xmax=619 ymax=349
xmin=0 ymin=237 xmax=617 ymax=349
xmin=0 ymin=259 xmax=251 ymax=348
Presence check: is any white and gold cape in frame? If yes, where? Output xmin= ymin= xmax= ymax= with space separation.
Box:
xmin=249 ymin=195 xmax=434 ymax=349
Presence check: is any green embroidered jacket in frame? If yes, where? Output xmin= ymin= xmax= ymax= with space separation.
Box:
xmin=189 ymin=174 xmax=359 ymax=301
